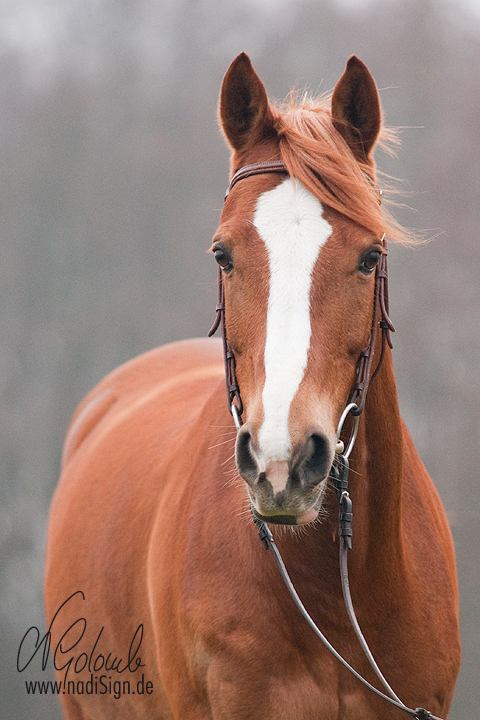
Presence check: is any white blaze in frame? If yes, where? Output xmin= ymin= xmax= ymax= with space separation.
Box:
xmin=254 ymin=178 xmax=332 ymax=463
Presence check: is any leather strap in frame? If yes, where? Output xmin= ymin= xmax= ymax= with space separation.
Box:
xmin=253 ymin=512 xmax=443 ymax=720
xmin=214 ymin=162 xmax=394 ymax=423
xmin=350 ymin=237 xmax=395 ymax=415
xmin=225 ymin=161 xmax=288 ymax=199
xmin=208 ymin=265 xmax=243 ymax=417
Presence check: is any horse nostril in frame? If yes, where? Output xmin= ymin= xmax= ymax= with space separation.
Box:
xmin=235 ymin=429 xmax=259 ymax=484
xmin=300 ymin=433 xmax=331 ymax=486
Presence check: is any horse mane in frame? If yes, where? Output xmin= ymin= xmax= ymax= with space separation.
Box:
xmin=271 ymin=94 xmax=412 ymax=245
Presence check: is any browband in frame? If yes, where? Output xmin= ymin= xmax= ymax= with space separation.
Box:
xmin=225 ymin=161 xmax=288 ymax=199
xmin=225 ymin=160 xmax=380 ymax=202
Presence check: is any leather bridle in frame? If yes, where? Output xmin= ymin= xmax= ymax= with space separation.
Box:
xmin=210 ymin=159 xmax=395 ymax=425
xmin=208 ymin=161 xmax=442 ymax=720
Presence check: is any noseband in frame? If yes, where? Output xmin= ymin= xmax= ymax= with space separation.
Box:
xmin=209 ymin=162 xmax=441 ymax=720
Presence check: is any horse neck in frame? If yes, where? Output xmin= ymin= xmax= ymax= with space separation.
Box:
xmin=348 ymin=341 xmax=406 ymax=589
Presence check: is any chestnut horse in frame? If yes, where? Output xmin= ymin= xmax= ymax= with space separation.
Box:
xmin=44 ymin=55 xmax=460 ymax=719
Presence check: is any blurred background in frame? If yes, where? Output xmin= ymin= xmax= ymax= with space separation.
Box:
xmin=0 ymin=0 xmax=479 ymax=717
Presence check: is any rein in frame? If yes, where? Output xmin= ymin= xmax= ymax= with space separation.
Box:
xmin=209 ymin=162 xmax=442 ymax=720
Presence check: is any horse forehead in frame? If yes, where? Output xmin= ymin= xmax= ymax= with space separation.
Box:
xmin=253 ymin=178 xmax=332 ymax=261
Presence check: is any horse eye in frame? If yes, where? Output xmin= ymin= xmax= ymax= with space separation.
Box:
xmin=213 ymin=246 xmax=233 ymax=272
xmin=359 ymin=249 xmax=381 ymax=274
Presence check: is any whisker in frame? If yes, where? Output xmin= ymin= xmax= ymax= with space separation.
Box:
xmin=237 ymin=506 xmax=253 ymax=518
xmin=221 ymin=452 xmax=237 ymax=466
xmin=220 ymin=473 xmax=243 ymax=490
xmin=207 ymin=438 xmax=236 ymax=450
xmin=208 ymin=424 xmax=238 ymax=432
xmin=209 ymin=428 xmax=238 ymax=436
xmin=347 ymin=466 xmax=361 ymax=477
xmin=236 ymin=507 xmax=256 ymax=526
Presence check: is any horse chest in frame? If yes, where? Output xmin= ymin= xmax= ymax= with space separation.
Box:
xmin=180 ymin=636 xmax=393 ymax=720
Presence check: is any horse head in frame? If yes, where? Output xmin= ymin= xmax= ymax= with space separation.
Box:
xmin=213 ymin=53 xmax=391 ymax=525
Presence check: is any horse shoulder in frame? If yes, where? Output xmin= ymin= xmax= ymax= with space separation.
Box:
xmin=49 ymin=338 xmax=225 ymax=564
xmin=45 ymin=338 xmax=227 ymax=719
xmin=61 ymin=338 xmax=223 ymax=468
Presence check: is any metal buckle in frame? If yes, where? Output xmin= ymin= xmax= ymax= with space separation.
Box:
xmin=230 ymin=403 xmax=242 ymax=430
xmin=335 ymin=402 xmax=360 ymax=459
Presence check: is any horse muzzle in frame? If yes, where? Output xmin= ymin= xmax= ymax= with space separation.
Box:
xmin=236 ymin=427 xmax=334 ymax=525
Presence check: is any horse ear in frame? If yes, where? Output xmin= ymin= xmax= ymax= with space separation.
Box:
xmin=331 ymin=56 xmax=381 ymax=161
xmin=220 ymin=53 xmax=275 ymax=151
